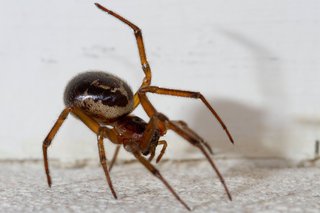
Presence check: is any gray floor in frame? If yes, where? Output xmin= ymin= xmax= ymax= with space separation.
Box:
xmin=0 ymin=158 xmax=319 ymax=213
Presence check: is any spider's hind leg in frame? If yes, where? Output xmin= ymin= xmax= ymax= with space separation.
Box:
xmin=42 ymin=106 xmax=119 ymax=198
xmin=42 ymin=107 xmax=72 ymax=187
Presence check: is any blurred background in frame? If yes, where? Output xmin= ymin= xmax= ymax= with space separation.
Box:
xmin=0 ymin=0 xmax=319 ymax=162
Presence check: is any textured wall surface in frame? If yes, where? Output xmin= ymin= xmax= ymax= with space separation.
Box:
xmin=1 ymin=0 xmax=320 ymax=161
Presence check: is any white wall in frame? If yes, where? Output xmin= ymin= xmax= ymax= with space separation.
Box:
xmin=1 ymin=0 xmax=319 ymax=161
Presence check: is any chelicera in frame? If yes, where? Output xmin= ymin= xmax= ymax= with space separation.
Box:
xmin=42 ymin=3 xmax=235 ymax=211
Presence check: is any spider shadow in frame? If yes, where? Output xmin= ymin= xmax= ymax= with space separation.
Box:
xmin=183 ymin=29 xmax=290 ymax=195
xmin=185 ymin=98 xmax=278 ymax=158
xmin=188 ymin=28 xmax=289 ymax=160
xmin=184 ymin=99 xmax=286 ymax=199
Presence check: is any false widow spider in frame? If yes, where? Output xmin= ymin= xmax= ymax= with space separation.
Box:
xmin=42 ymin=3 xmax=235 ymax=211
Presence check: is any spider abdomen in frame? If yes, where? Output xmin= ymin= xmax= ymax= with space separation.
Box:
xmin=64 ymin=71 xmax=134 ymax=123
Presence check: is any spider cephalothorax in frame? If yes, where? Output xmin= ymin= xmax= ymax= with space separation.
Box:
xmin=42 ymin=3 xmax=235 ymax=211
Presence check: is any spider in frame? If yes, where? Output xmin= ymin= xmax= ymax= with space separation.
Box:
xmin=42 ymin=3 xmax=235 ymax=211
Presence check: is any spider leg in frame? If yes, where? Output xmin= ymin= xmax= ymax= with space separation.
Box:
xmin=132 ymin=150 xmax=191 ymax=211
xmin=148 ymin=146 xmax=156 ymax=162
xmin=140 ymin=115 xmax=167 ymax=163
xmin=109 ymin=145 xmax=121 ymax=172
xmin=42 ymin=107 xmax=120 ymax=191
xmin=42 ymin=107 xmax=72 ymax=187
xmin=95 ymin=3 xmax=152 ymax=108
xmin=172 ymin=121 xmax=213 ymax=155
xmin=72 ymin=109 xmax=120 ymax=197
xmin=156 ymin=140 xmax=168 ymax=163
xmin=167 ymin=121 xmax=232 ymax=201
xmin=72 ymin=107 xmax=119 ymax=143
xmin=139 ymin=86 xmax=234 ymax=144
xmin=98 ymin=128 xmax=118 ymax=199
xmin=148 ymin=140 xmax=167 ymax=163
xmin=138 ymin=94 xmax=232 ymax=201
xmin=144 ymin=119 xmax=159 ymax=162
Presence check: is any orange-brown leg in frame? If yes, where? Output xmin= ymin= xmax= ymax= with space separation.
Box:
xmin=138 ymin=95 xmax=232 ymax=201
xmin=156 ymin=140 xmax=168 ymax=163
xmin=95 ymin=3 xmax=152 ymax=108
xmin=172 ymin=120 xmax=213 ymax=155
xmin=167 ymin=121 xmax=232 ymax=201
xmin=42 ymin=106 xmax=119 ymax=191
xmin=139 ymin=86 xmax=234 ymax=144
xmin=74 ymin=110 xmax=119 ymax=197
xmin=97 ymin=128 xmax=118 ymax=199
xmin=148 ymin=146 xmax=156 ymax=162
xmin=109 ymin=145 xmax=121 ymax=172
xmin=42 ymin=107 xmax=72 ymax=187
xmin=132 ymin=151 xmax=191 ymax=211
xmin=72 ymin=107 xmax=120 ymax=143
xmin=148 ymin=140 xmax=167 ymax=163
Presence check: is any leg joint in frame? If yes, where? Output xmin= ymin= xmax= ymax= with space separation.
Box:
xmin=139 ymin=86 xmax=158 ymax=93
xmin=151 ymin=168 xmax=161 ymax=178
xmin=142 ymin=62 xmax=150 ymax=70
xmin=192 ymin=92 xmax=202 ymax=98
xmin=100 ymin=159 xmax=107 ymax=165
xmin=43 ymin=140 xmax=51 ymax=147
xmin=134 ymin=28 xmax=142 ymax=35
xmin=154 ymin=112 xmax=169 ymax=122
xmin=99 ymin=126 xmax=109 ymax=138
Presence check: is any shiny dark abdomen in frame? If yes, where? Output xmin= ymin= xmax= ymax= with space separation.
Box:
xmin=64 ymin=71 xmax=134 ymax=121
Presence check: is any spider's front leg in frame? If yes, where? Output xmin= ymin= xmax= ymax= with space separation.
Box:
xmin=139 ymin=86 xmax=234 ymax=144
xmin=138 ymin=91 xmax=233 ymax=201
xmin=95 ymin=3 xmax=152 ymax=109
xmin=113 ymin=113 xmax=190 ymax=210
